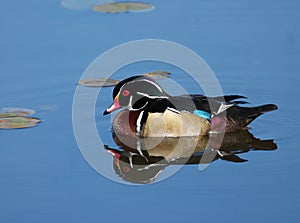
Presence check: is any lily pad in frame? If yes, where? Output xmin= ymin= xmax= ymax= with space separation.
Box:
xmin=0 ymin=107 xmax=36 ymax=118
xmin=92 ymin=2 xmax=154 ymax=13
xmin=0 ymin=117 xmax=41 ymax=129
xmin=142 ymin=70 xmax=171 ymax=80
xmin=78 ymin=78 xmax=120 ymax=87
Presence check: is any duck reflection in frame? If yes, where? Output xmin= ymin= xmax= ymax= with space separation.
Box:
xmin=104 ymin=130 xmax=277 ymax=184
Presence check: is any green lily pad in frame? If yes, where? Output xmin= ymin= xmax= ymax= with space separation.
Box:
xmin=78 ymin=78 xmax=120 ymax=87
xmin=142 ymin=70 xmax=171 ymax=80
xmin=92 ymin=2 xmax=154 ymax=13
xmin=0 ymin=117 xmax=41 ymax=129
xmin=0 ymin=107 xmax=36 ymax=118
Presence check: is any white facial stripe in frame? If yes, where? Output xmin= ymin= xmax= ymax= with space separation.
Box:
xmin=136 ymin=78 xmax=164 ymax=94
xmin=129 ymin=101 xmax=148 ymax=111
xmin=139 ymin=101 xmax=148 ymax=110
xmin=136 ymin=92 xmax=168 ymax=99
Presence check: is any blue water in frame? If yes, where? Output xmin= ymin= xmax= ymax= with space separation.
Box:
xmin=1 ymin=0 xmax=300 ymax=222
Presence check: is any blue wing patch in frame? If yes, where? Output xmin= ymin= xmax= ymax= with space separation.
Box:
xmin=193 ymin=110 xmax=211 ymax=121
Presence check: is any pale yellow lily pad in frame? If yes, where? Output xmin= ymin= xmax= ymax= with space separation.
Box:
xmin=0 ymin=117 xmax=41 ymax=129
xmin=142 ymin=70 xmax=171 ymax=80
xmin=92 ymin=2 xmax=154 ymax=13
xmin=78 ymin=78 xmax=120 ymax=87
xmin=0 ymin=107 xmax=36 ymax=118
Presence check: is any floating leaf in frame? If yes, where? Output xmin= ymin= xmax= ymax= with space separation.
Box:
xmin=78 ymin=78 xmax=120 ymax=87
xmin=0 ymin=117 xmax=41 ymax=129
xmin=142 ymin=70 xmax=171 ymax=80
xmin=92 ymin=2 xmax=154 ymax=13
xmin=0 ymin=107 xmax=36 ymax=118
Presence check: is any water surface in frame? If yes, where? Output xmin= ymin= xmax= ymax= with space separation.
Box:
xmin=1 ymin=0 xmax=300 ymax=222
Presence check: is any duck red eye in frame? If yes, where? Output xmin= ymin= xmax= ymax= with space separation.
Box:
xmin=122 ymin=89 xmax=130 ymax=97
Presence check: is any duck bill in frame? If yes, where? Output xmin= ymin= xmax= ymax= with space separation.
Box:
xmin=103 ymin=96 xmax=121 ymax=115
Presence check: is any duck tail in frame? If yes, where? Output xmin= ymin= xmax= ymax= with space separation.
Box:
xmin=219 ymin=104 xmax=278 ymax=131
xmin=249 ymin=104 xmax=278 ymax=116
xmin=238 ymin=104 xmax=278 ymax=126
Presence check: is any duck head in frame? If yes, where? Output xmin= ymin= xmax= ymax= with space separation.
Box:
xmin=103 ymin=75 xmax=167 ymax=115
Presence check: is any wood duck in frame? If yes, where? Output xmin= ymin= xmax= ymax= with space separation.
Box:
xmin=103 ymin=75 xmax=278 ymax=137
